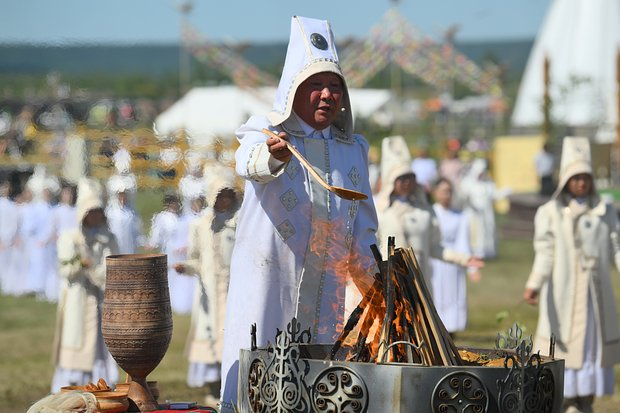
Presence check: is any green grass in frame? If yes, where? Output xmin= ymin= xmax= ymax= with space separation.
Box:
xmin=2 ymin=236 xmax=620 ymax=411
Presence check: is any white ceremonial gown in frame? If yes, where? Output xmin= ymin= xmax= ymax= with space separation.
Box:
xmin=0 ymin=196 xmax=19 ymax=294
xmin=44 ymin=203 xmax=78 ymax=302
xmin=23 ymin=200 xmax=56 ymax=297
xmin=105 ymin=204 xmax=142 ymax=254
xmin=149 ymin=209 xmax=196 ymax=315
xmin=167 ymin=211 xmax=198 ymax=315
xmin=430 ymin=203 xmax=471 ymax=333
xmin=220 ymin=115 xmax=377 ymax=408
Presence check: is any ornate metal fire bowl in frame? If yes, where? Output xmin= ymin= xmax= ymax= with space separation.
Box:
xmin=238 ymin=320 xmax=564 ymax=413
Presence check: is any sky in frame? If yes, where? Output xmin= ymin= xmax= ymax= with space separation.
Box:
xmin=1 ymin=0 xmax=553 ymax=45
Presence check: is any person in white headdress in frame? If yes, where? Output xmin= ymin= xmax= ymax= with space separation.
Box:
xmin=23 ymin=166 xmax=61 ymax=300
xmin=174 ymin=163 xmax=240 ymax=404
xmin=51 ymin=177 xmax=119 ymax=393
xmin=459 ymin=158 xmax=510 ymax=259
xmin=523 ymin=137 xmax=620 ymax=413
xmin=376 ymin=163 xmax=483 ymax=289
xmin=105 ymin=175 xmax=142 ymax=254
xmin=220 ymin=16 xmax=378 ymax=411
xmin=179 ymin=151 xmax=205 ymax=212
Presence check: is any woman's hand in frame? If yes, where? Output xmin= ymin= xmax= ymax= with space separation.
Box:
xmin=266 ymin=131 xmax=292 ymax=163
xmin=466 ymin=256 xmax=484 ymax=269
xmin=523 ymin=288 xmax=539 ymax=305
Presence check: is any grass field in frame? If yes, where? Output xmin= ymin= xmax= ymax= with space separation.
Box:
xmin=2 ymin=236 xmax=620 ymax=412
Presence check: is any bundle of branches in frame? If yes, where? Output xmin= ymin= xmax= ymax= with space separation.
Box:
xmin=329 ymin=238 xmax=462 ymax=366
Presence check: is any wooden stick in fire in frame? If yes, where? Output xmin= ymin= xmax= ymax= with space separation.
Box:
xmin=377 ymin=237 xmax=396 ymax=362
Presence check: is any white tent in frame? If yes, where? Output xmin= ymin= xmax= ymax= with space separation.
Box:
xmin=154 ymin=85 xmax=392 ymax=146
xmin=511 ymin=0 xmax=620 ymax=142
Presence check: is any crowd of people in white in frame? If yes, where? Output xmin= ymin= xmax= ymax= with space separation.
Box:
xmin=0 ymin=135 xmax=507 ymax=399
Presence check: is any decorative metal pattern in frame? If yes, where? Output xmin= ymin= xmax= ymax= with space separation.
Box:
xmin=495 ymin=323 xmax=532 ymax=357
xmin=496 ymin=323 xmax=555 ymax=413
xmin=248 ymin=358 xmax=266 ymax=413
xmin=248 ymin=318 xmax=313 ymax=413
xmin=311 ymin=367 xmax=369 ymax=413
xmin=431 ymin=371 xmax=488 ymax=413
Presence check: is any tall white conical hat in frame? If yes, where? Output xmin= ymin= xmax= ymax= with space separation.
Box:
xmin=267 ymin=16 xmax=352 ymax=137
xmin=553 ymin=136 xmax=593 ymax=198
xmin=76 ymin=177 xmax=105 ymax=223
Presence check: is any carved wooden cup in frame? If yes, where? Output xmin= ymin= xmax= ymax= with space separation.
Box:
xmin=103 ymin=254 xmax=173 ymax=412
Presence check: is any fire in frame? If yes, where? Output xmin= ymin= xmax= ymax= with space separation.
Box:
xmin=306 ymin=216 xmax=377 ymax=339
xmin=329 ymin=239 xmax=463 ymax=367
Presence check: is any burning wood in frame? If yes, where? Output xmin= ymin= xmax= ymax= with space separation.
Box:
xmin=330 ymin=238 xmax=463 ymax=366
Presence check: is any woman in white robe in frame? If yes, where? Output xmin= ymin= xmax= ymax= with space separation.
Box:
xmin=51 ymin=178 xmax=119 ymax=392
xmin=523 ymin=137 xmax=620 ymax=413
xmin=8 ymin=189 xmax=30 ymax=296
xmin=430 ymin=178 xmax=479 ymax=334
xmin=175 ymin=165 xmax=240 ymax=403
xmin=460 ymin=158 xmax=510 ymax=259
xmin=0 ymin=181 xmax=19 ymax=294
xmin=376 ymin=164 xmax=482 ymax=290
xmin=46 ymin=186 xmax=77 ymax=302
xmin=167 ymin=198 xmax=202 ymax=315
xmin=23 ymin=171 xmax=60 ymax=300
xmin=105 ymin=179 xmax=142 ymax=255
xmin=220 ymin=17 xmax=378 ymax=412
xmin=147 ymin=194 xmax=194 ymax=315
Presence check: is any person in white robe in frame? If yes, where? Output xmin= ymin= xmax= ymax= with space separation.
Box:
xmin=430 ymin=178 xmax=480 ymax=334
xmin=0 ymin=180 xmax=19 ymax=294
xmin=52 ymin=186 xmax=77 ymax=235
xmin=167 ymin=196 xmax=203 ymax=315
xmin=147 ymin=193 xmax=194 ymax=314
xmin=23 ymin=167 xmax=60 ymax=299
xmin=376 ymin=163 xmax=483 ymax=290
xmin=46 ymin=185 xmax=78 ymax=302
xmin=175 ymin=164 xmax=240 ymax=404
xmin=523 ymin=137 xmax=620 ymax=413
xmin=51 ymin=177 xmax=120 ymax=393
xmin=219 ymin=16 xmax=378 ymax=411
xmin=460 ymin=158 xmax=510 ymax=259
xmin=7 ymin=188 xmax=31 ymax=296
xmin=179 ymin=152 xmax=205 ymax=213
xmin=105 ymin=177 xmax=142 ymax=255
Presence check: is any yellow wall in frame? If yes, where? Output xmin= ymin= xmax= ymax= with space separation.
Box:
xmin=492 ymin=135 xmax=545 ymax=193
xmin=491 ymin=135 xmax=545 ymax=213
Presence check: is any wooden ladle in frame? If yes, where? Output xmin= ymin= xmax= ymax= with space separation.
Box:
xmin=262 ymin=128 xmax=368 ymax=201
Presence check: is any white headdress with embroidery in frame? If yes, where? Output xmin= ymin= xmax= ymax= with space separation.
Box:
xmin=267 ymin=16 xmax=352 ymax=136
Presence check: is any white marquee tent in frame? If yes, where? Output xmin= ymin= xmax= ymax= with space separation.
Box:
xmin=154 ymin=86 xmax=392 ymax=146
xmin=511 ymin=0 xmax=620 ymax=142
